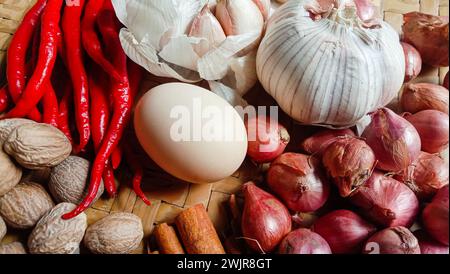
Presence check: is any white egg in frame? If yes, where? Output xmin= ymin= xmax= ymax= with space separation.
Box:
xmin=134 ymin=83 xmax=248 ymax=184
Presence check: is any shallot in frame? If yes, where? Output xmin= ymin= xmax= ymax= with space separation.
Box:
xmin=396 ymin=152 xmax=449 ymax=201
xmin=404 ymin=110 xmax=449 ymax=154
xmin=363 ymin=226 xmax=420 ymax=254
xmin=241 ymin=182 xmax=292 ymax=253
xmin=278 ymin=228 xmax=332 ymax=254
xmin=267 ymin=153 xmax=330 ymax=212
xmin=400 ymin=83 xmax=449 ymax=114
xmin=401 ymin=42 xmax=422 ymax=82
xmin=422 ymin=185 xmax=449 ymax=245
xmin=245 ymin=115 xmax=290 ymax=163
xmin=362 ymin=108 xmax=421 ymax=172
xmin=414 ymin=230 xmax=449 ymax=254
xmin=350 ymin=172 xmax=419 ymax=228
xmin=322 ymin=137 xmax=376 ymax=197
xmin=300 ymin=128 xmax=355 ymax=155
xmin=312 ymin=209 xmax=376 ymax=254
xmin=402 ymin=12 xmax=449 ymax=67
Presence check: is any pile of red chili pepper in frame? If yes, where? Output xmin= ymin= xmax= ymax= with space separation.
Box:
xmin=0 ymin=0 xmax=150 ymax=219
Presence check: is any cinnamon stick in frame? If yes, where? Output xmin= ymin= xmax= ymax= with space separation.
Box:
xmin=175 ymin=204 xmax=225 ymax=254
xmin=154 ymin=223 xmax=185 ymax=254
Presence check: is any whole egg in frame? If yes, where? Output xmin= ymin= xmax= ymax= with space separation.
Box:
xmin=134 ymin=83 xmax=248 ymax=184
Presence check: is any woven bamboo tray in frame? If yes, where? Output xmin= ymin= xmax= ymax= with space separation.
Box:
xmin=1 ymin=0 xmax=449 ymax=254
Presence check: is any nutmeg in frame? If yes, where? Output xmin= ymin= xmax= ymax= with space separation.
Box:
xmin=3 ymin=123 xmax=72 ymax=170
xmin=0 ymin=182 xmax=54 ymax=229
xmin=28 ymin=203 xmax=87 ymax=254
xmin=0 ymin=118 xmax=35 ymax=145
xmin=49 ymin=156 xmax=104 ymax=204
xmin=0 ymin=148 xmax=22 ymax=197
xmin=0 ymin=216 xmax=6 ymax=241
xmin=0 ymin=242 xmax=27 ymax=254
xmin=84 ymin=213 xmax=144 ymax=254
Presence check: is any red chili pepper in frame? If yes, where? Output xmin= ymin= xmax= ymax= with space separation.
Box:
xmin=0 ymin=85 xmax=10 ymax=113
xmin=5 ymin=0 xmax=46 ymax=122
xmin=111 ymin=146 xmax=123 ymax=170
xmin=58 ymin=84 xmax=74 ymax=144
xmin=81 ymin=0 xmax=121 ymax=81
xmin=89 ymin=64 xmax=117 ymax=196
xmin=125 ymin=59 xmax=149 ymax=204
xmin=2 ymin=0 xmax=64 ymax=120
xmin=42 ymin=82 xmax=59 ymax=127
xmin=62 ymin=0 xmax=90 ymax=153
xmin=123 ymin=141 xmax=151 ymax=206
xmin=103 ymin=162 xmax=116 ymax=196
xmin=63 ymin=5 xmax=131 ymax=219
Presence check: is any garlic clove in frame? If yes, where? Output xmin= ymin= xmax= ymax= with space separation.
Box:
xmin=189 ymin=5 xmax=227 ymax=57
xmin=252 ymin=0 xmax=271 ymax=20
xmin=215 ymin=0 xmax=264 ymax=36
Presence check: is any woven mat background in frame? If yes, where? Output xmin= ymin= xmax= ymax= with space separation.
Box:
xmin=1 ymin=0 xmax=449 ymax=254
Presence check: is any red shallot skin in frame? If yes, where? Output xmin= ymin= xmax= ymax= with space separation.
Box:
xmin=396 ymin=152 xmax=449 ymax=201
xmin=241 ymin=182 xmax=292 ymax=253
xmin=312 ymin=209 xmax=376 ymax=254
xmin=362 ymin=108 xmax=421 ymax=172
xmin=422 ymin=185 xmax=449 ymax=245
xmin=414 ymin=230 xmax=449 ymax=254
xmin=350 ymin=172 xmax=419 ymax=228
xmin=401 ymin=42 xmax=422 ymax=82
xmin=404 ymin=110 xmax=449 ymax=154
xmin=267 ymin=153 xmax=330 ymax=212
xmin=278 ymin=228 xmax=332 ymax=254
xmin=402 ymin=12 xmax=449 ymax=67
xmin=363 ymin=226 xmax=420 ymax=254
xmin=245 ymin=115 xmax=290 ymax=164
xmin=300 ymin=128 xmax=355 ymax=155
xmin=400 ymin=83 xmax=449 ymax=114
xmin=322 ymin=137 xmax=376 ymax=197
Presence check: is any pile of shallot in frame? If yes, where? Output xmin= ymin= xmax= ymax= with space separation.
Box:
xmin=226 ymin=9 xmax=449 ymax=253
xmin=230 ymin=104 xmax=448 ymax=254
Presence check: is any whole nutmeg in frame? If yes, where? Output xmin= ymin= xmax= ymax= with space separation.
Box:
xmin=49 ymin=156 xmax=104 ymax=204
xmin=0 ymin=148 xmax=22 ymax=197
xmin=0 ymin=242 xmax=27 ymax=254
xmin=0 ymin=118 xmax=35 ymax=145
xmin=3 ymin=123 xmax=72 ymax=170
xmin=0 ymin=182 xmax=54 ymax=229
xmin=0 ymin=216 xmax=6 ymax=241
xmin=28 ymin=203 xmax=87 ymax=254
xmin=84 ymin=213 xmax=144 ymax=254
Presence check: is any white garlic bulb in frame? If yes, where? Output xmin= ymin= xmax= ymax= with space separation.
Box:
xmin=112 ymin=0 xmax=265 ymax=105
xmin=256 ymin=0 xmax=405 ymax=128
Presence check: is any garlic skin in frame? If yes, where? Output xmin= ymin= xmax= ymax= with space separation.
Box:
xmin=216 ymin=0 xmax=264 ymax=36
xmin=189 ymin=5 xmax=227 ymax=57
xmin=256 ymin=0 xmax=405 ymax=128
